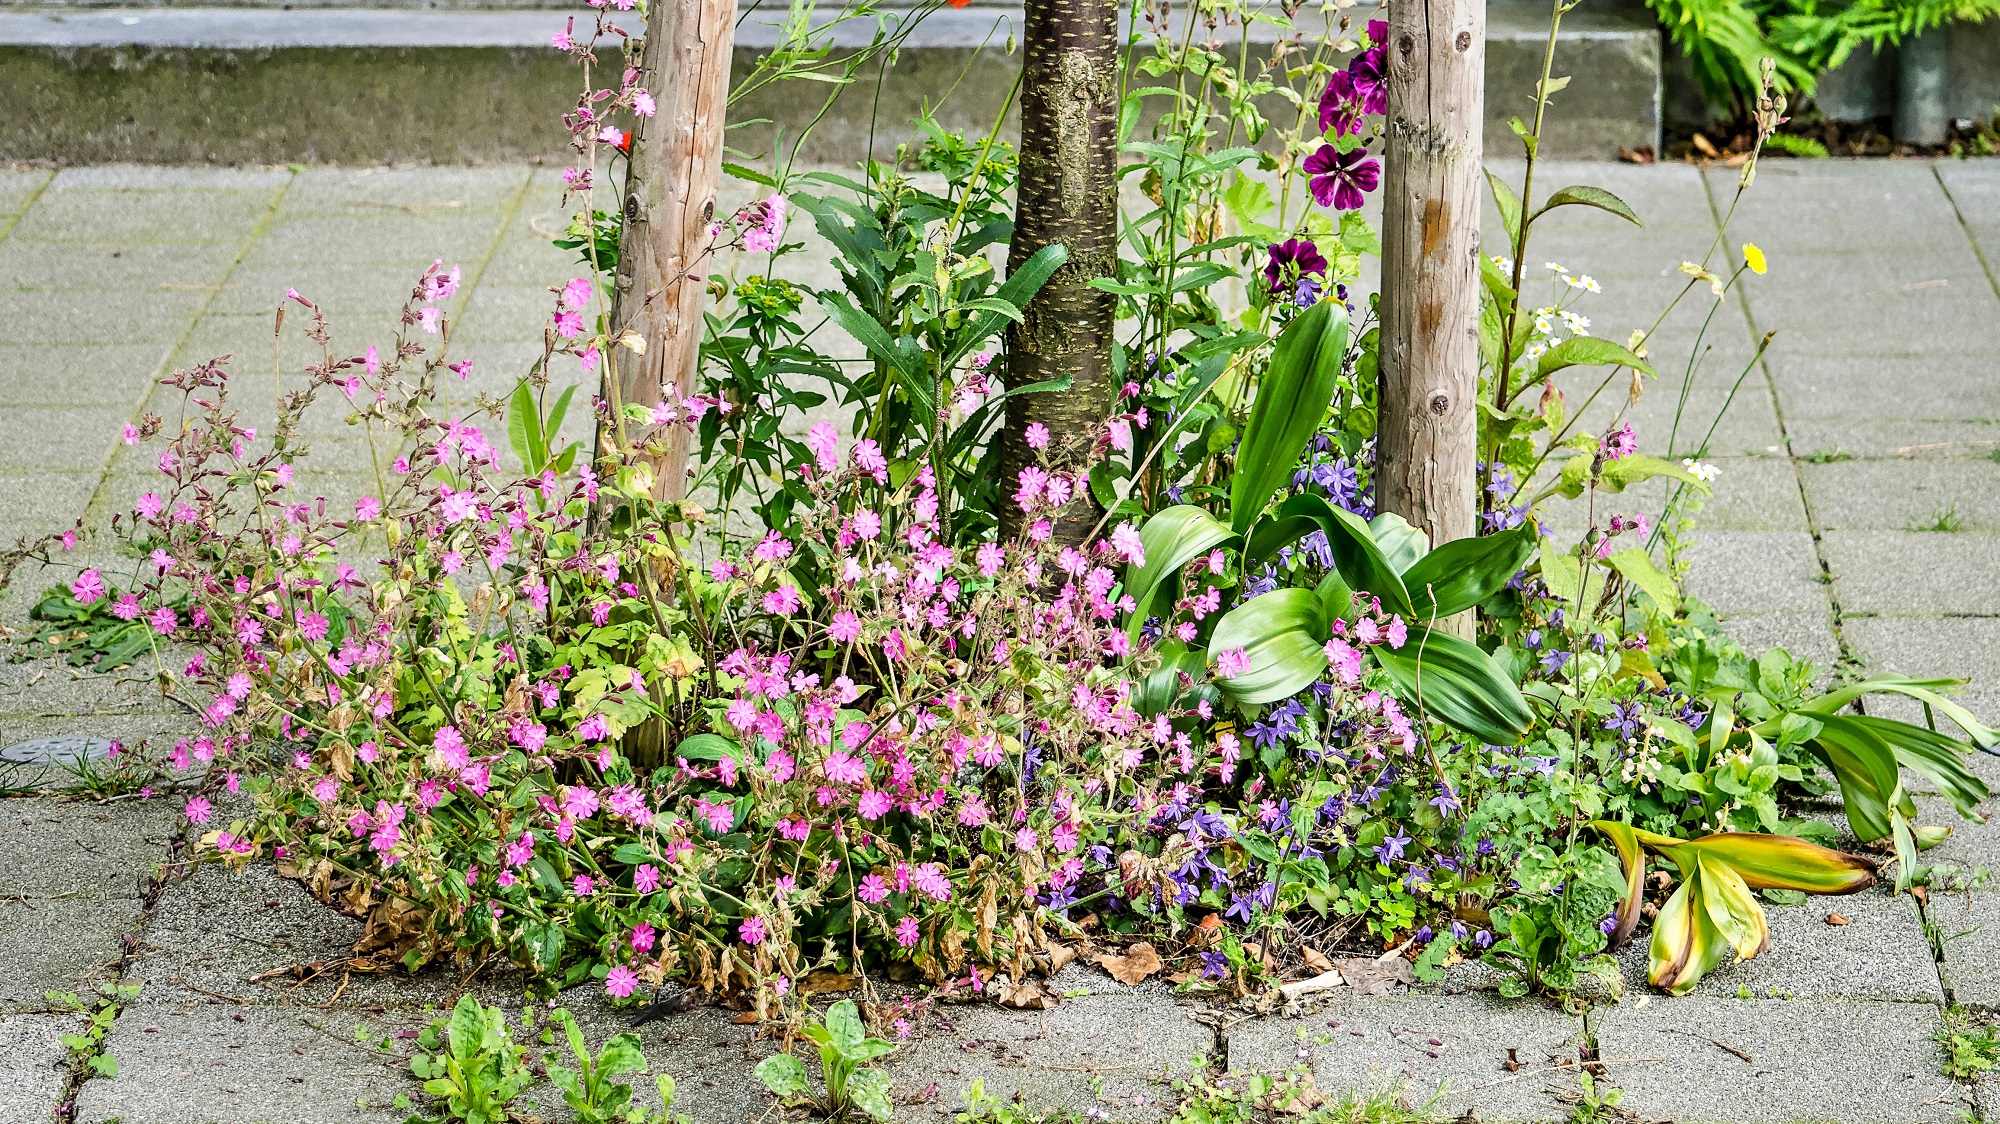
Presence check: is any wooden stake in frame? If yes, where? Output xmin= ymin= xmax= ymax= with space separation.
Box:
xmin=607 ymin=0 xmax=736 ymax=503
xmin=1378 ymin=0 xmax=1484 ymax=636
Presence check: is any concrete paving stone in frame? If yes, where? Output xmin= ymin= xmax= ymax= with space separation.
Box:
xmin=1905 ymin=793 xmax=2000 ymax=873
xmin=1934 ymin=890 xmax=2000 ymax=1010
xmin=1742 ymin=246 xmax=1997 ymax=293
xmin=1768 ymin=354 xmax=2000 ymax=433
xmin=1548 ymin=370 xmax=1785 ymax=461
xmin=129 ymin=862 xmax=526 ymax=1011
xmin=453 ymin=283 xmax=574 ymax=344
xmin=0 ymin=469 xmax=106 ymax=537
xmin=0 ymin=712 xmax=205 ymax=772
xmin=1226 ymin=991 xmax=1579 ymax=1123
xmin=1717 ymin=160 xmax=1977 ymax=252
xmin=11 ymin=187 xmax=280 ymax=248
xmin=0 ymin=658 xmax=169 ymax=718
xmin=1803 ymin=457 xmax=2000 ymax=533
xmin=0 ymin=239 xmax=245 ymax=294
xmin=0 ymin=169 xmax=55 ymax=217
xmin=1705 ymin=610 xmax=1840 ymax=672
xmin=1613 ymin=888 xmax=1942 ymax=1003
xmin=1594 ymin=994 xmax=1964 ymax=1123
xmin=50 ymin=167 xmax=295 ymax=193
xmin=0 ymin=795 xmax=181 ymax=900
xmin=71 ymin=1002 xmax=429 ymax=1124
xmin=1679 ymin=531 xmax=1831 ymax=615
xmin=210 ymin=263 xmax=455 ymax=319
xmin=1786 ymin=417 xmax=2000 ymax=463
xmin=0 ymin=405 xmax=141 ymax=473
xmin=0 ymin=1012 xmax=78 ymax=1121
xmin=1749 ymin=290 xmax=2000 ymax=355
xmin=0 ymin=894 xmax=138 ymax=1008
xmin=1536 ymin=456 xmax=1809 ymax=542
xmin=0 ymin=342 xmax=166 ymax=408
xmin=240 ymin=213 xmax=509 ymax=271
xmin=0 ymin=287 xmax=210 ymax=346
xmin=278 ymin=165 xmax=532 ymax=219
xmin=1820 ymin=530 xmax=2000 ymax=616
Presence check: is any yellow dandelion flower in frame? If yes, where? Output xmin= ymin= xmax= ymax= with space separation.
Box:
xmin=1742 ymin=243 xmax=1767 ymax=275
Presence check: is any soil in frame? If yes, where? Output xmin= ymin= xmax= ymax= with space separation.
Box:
xmin=1643 ymin=109 xmax=2000 ymax=164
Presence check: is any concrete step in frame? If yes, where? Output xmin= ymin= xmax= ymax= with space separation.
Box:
xmin=0 ymin=3 xmax=1660 ymax=164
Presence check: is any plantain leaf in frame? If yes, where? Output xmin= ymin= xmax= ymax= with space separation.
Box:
xmin=1373 ymin=627 xmax=1535 ymax=746
xmin=1208 ymin=588 xmax=1330 ymax=706
xmin=1230 ymin=299 xmax=1349 ymax=535
xmin=1402 ymin=523 xmax=1537 ymax=621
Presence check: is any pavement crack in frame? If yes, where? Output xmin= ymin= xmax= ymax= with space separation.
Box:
xmin=1933 ymin=164 xmax=2000 ymax=307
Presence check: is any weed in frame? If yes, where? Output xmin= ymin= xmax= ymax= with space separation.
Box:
xmin=1801 ymin=447 xmax=1853 ymax=463
xmin=401 ymin=996 xmax=536 ymax=1124
xmin=49 ymin=981 xmax=143 ymax=1079
xmin=1938 ymin=1007 xmax=2000 ymax=1079
xmin=1563 ymin=1071 xmax=1627 ymax=1123
xmin=756 ymin=1000 xmax=896 ymax=1121
xmin=544 ymin=1008 xmax=685 ymax=1124
xmin=1765 ymin=134 xmax=1830 ymax=158
xmin=1912 ymin=503 xmax=1966 ymax=533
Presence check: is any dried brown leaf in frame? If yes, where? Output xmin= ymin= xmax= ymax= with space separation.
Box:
xmin=1094 ymin=942 xmax=1163 ymax=985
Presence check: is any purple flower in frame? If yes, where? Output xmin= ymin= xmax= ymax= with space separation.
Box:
xmin=1304 ymin=145 xmax=1380 ymax=211
xmin=1349 ymin=23 xmax=1389 ymax=114
xmin=1264 ymin=238 xmax=1328 ymax=289
xmin=1539 ymin=649 xmax=1572 ymax=676
xmin=1604 ymin=701 xmax=1645 ymax=738
xmin=1374 ymin=831 xmax=1411 ymax=864
xmin=1318 ymin=71 xmax=1365 ymax=137
xmin=1200 ymin=950 xmax=1229 ymax=980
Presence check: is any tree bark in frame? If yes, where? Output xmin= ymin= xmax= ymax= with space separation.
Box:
xmin=996 ymin=0 xmax=1121 ymax=542
xmin=605 ymin=0 xmax=736 ymax=504
xmin=1377 ymin=0 xmax=1484 ymax=637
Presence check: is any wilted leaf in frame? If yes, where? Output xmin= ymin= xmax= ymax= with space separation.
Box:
xmin=996 ymin=978 xmax=1059 ymax=1009
xmin=1334 ymin=957 xmax=1412 ymax=996
xmin=1094 ymin=942 xmax=1163 ymax=985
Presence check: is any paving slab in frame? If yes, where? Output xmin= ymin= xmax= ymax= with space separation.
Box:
xmin=128 ymin=861 xmax=525 ymax=1010
xmin=0 ymin=894 xmax=138 ymax=1008
xmin=0 ymin=1011 xmax=80 ymax=1123
xmin=0 ymin=795 xmax=180 ymax=899
xmin=1821 ymin=530 xmax=2000 ymax=617
xmin=1932 ymin=891 xmax=2000 ymax=1011
xmin=1612 ymin=889 xmax=1942 ymax=1004
xmin=1680 ymin=531 xmax=1832 ymax=616
xmin=71 ymin=1003 xmax=428 ymax=1124
xmin=1225 ymin=991 xmax=1580 ymax=1123
xmin=1593 ymin=995 xmax=1965 ymax=1124
xmin=1803 ymin=458 xmax=2000 ymax=534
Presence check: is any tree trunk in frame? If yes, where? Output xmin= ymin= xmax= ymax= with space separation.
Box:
xmin=604 ymin=0 xmax=736 ymax=504
xmin=1377 ymin=0 xmax=1484 ymax=637
xmin=996 ymin=0 xmax=1121 ymax=542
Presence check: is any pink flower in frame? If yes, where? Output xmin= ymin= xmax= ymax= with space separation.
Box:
xmin=804 ymin=422 xmax=840 ymax=471
xmin=632 ymin=90 xmax=656 ymax=117
xmin=1214 ymin=647 xmax=1251 ymax=679
xmin=70 ymin=569 xmax=105 ymax=605
xmin=634 ymin=864 xmax=661 ymax=894
xmin=605 ymin=965 xmax=639 ymax=998
xmin=829 ymin=611 xmax=863 ymax=643
xmin=857 ymin=789 xmax=893 ymax=820
xmin=1324 ymin=638 xmax=1364 ymax=684
xmin=149 ymin=607 xmax=178 ymax=636
xmin=1108 ymin=522 xmax=1146 ymax=566
xmin=631 ymin=923 xmax=656 ymax=952
xmin=895 ymin=916 xmax=920 ymax=947
xmin=433 ymin=725 xmax=468 ymax=768
xmin=1025 ymin=422 xmax=1050 ymax=449
xmin=184 ymin=796 xmax=212 ymax=824
xmin=573 ymin=874 xmax=596 ymax=896
xmin=1602 ymin=422 xmax=1638 ymax=460
xmin=858 ymin=873 xmax=889 ymax=903
xmin=823 ymin=750 xmax=867 ymax=785
xmin=562 ymin=277 xmax=593 ymax=308
xmin=297 ymin=610 xmax=328 ymax=642
xmin=739 ymin=915 xmax=766 ymax=946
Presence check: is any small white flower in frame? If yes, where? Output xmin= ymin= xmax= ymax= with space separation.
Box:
xmin=1560 ymin=311 xmax=1591 ymax=331
xmin=1545 ymin=261 xmax=1569 ymax=274
xmin=1681 ymin=457 xmax=1721 ymax=482
xmin=1580 ymin=274 xmax=1602 ymax=293
xmin=1534 ymin=314 xmax=1554 ymax=335
xmin=1523 ymin=341 xmax=1549 ymax=361
xmin=1491 ymin=255 xmax=1513 ymax=273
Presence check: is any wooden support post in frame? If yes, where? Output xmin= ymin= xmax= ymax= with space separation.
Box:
xmin=1378 ymin=0 xmax=1484 ymax=636
xmin=607 ymin=0 xmax=736 ymax=503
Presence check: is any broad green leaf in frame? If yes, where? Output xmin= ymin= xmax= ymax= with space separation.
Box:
xmin=1301 ymin=498 xmax=1414 ymax=618
xmin=1124 ymin=505 xmax=1238 ymax=638
xmin=1808 ymin=714 xmax=1908 ymax=842
xmin=1841 ymin=713 xmax=1990 ymax=819
xmin=1208 ymin=588 xmax=1330 ymax=706
xmin=1601 ymin=454 xmax=1709 ymax=493
xmin=1536 ymin=336 xmax=1656 ymax=379
xmin=672 ymin=733 xmax=743 ymax=762
xmin=755 ymin=1054 xmax=811 ymax=1098
xmin=1695 ymin=852 xmax=1769 ymax=964
xmin=1401 ymin=524 xmax=1537 ymax=620
xmin=1230 ymin=299 xmax=1349 ymax=535
xmin=597 ymin=1032 xmax=650 ymax=1076
xmin=824 ymin=1000 xmax=866 ymax=1053
xmin=847 ymin=1068 xmax=895 ymax=1121
xmin=1606 ymin=547 xmax=1679 ymax=612
xmin=1367 ymin=512 xmax=1429 ymax=574
xmin=1799 ymin=675 xmax=1999 ymax=751
xmin=507 ymin=379 xmax=541 ymax=472
xmin=1530 ymin=185 xmax=1643 ymax=227
xmin=1372 ymin=626 xmax=1535 ymax=746
xmin=1538 ymin=539 xmax=1604 ymax=619
xmin=1486 ymin=170 xmax=1523 ymax=245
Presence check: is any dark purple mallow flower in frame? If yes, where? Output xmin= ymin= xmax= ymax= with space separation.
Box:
xmin=1304 ymin=145 xmax=1380 ymax=211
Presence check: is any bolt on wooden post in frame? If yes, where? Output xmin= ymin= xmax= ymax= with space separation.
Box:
xmin=1377 ymin=0 xmax=1485 ymax=638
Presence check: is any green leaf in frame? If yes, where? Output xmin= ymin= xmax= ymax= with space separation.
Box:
xmin=1373 ymin=627 xmax=1535 ymax=746
xmin=1367 ymin=512 xmax=1429 ymax=574
xmin=755 ymin=1054 xmax=811 ymax=1098
xmin=597 ymin=1032 xmax=650 ymax=1076
xmin=1536 ymin=336 xmax=1655 ymax=379
xmin=1124 ymin=505 xmax=1238 ymax=638
xmin=1538 ymin=538 xmax=1604 ymax=619
xmin=847 ymin=1068 xmax=895 ymax=1121
xmin=1601 ymin=454 xmax=1709 ymax=494
xmin=823 ymin=1000 xmax=866 ymax=1053
xmin=1401 ymin=523 xmax=1537 ymax=620
xmin=1208 ymin=588 xmax=1331 ymax=706
xmin=507 ymin=379 xmax=541 ymax=473
xmin=1306 ymin=498 xmax=1414 ymax=618
xmin=1530 ymin=185 xmax=1643 ymax=227
xmin=1486 ymin=170 xmax=1523 ymax=245
xmin=1230 ymin=299 xmax=1349 ymax=535
xmin=672 ymin=733 xmax=743 ymax=762
xmin=1605 ymin=547 xmax=1679 ymax=612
